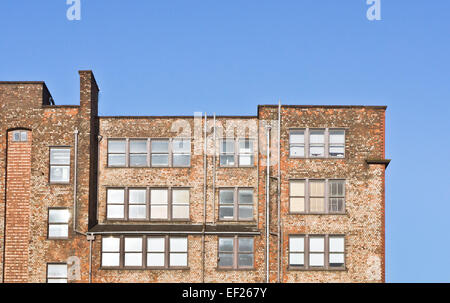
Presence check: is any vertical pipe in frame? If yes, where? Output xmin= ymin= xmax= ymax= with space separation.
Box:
xmin=266 ymin=126 xmax=271 ymax=283
xmin=277 ymin=100 xmax=281 ymax=283
xmin=88 ymin=236 xmax=93 ymax=283
xmin=73 ymin=129 xmax=79 ymax=232
xmin=202 ymin=113 xmax=207 ymax=283
xmin=212 ymin=113 xmax=216 ymax=225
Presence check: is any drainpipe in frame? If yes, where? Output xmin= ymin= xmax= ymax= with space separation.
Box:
xmin=73 ymin=129 xmax=79 ymax=232
xmin=277 ymin=100 xmax=281 ymax=283
xmin=87 ymin=233 xmax=95 ymax=283
xmin=212 ymin=113 xmax=216 ymax=225
xmin=202 ymin=113 xmax=207 ymax=283
xmin=266 ymin=125 xmax=271 ymax=283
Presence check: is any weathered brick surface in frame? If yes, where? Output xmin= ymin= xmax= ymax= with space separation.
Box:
xmin=1 ymin=72 xmax=387 ymax=283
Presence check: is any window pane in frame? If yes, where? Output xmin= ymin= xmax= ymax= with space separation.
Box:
xmin=309 ymin=237 xmax=325 ymax=252
xmin=172 ymin=205 xmax=189 ymax=219
xmin=290 ymin=198 xmax=305 ymax=212
xmin=49 ymin=209 xmax=70 ymax=223
xmin=147 ymin=253 xmax=165 ymax=267
xmin=151 ymin=140 xmax=169 ymax=152
xmin=220 ymin=140 xmax=235 ymax=153
xmin=108 ymin=154 xmax=126 ymax=166
xmin=309 ymin=253 xmax=325 ymax=267
xmin=289 ymin=237 xmax=304 ymax=252
xmin=219 ymin=190 xmax=234 ymax=204
xmin=130 ymin=140 xmax=147 ymax=153
xmin=147 ymin=238 xmax=165 ymax=252
xmin=330 ymin=181 xmax=345 ymax=196
xmin=218 ymin=253 xmax=233 ymax=267
xmin=130 ymin=154 xmax=147 ymax=166
xmin=310 ymin=198 xmax=325 ymax=212
xmin=13 ymin=131 xmax=21 ymax=142
xmin=49 ymin=225 xmax=68 ymax=238
xmin=102 ymin=237 xmax=120 ymax=251
xmin=290 ymin=146 xmax=304 ymax=157
xmin=238 ymin=253 xmax=253 ymax=267
xmin=107 ymin=205 xmax=124 ymax=219
xmin=50 ymin=166 xmax=70 ymax=183
xmin=219 ymin=206 xmax=234 ymax=219
xmin=329 ymin=253 xmax=345 ymax=267
xmin=239 ymin=139 xmax=253 ymax=153
xmin=170 ymin=253 xmax=187 ymax=267
xmin=329 ymin=130 xmax=345 ymax=144
xmin=50 ymin=149 xmax=70 ymax=165
xmin=310 ymin=146 xmax=324 ymax=157
xmin=238 ymin=205 xmax=253 ymax=220
xmin=238 ymin=189 xmax=253 ymax=204
xmin=108 ymin=140 xmax=126 ymax=153
xmin=290 ymin=131 xmax=304 ymax=144
xmin=173 ymin=139 xmax=191 ymax=153
xmin=151 ymin=189 xmax=168 ymax=204
xmin=129 ymin=205 xmax=146 ymax=219
xmin=48 ymin=278 xmax=67 ymax=283
xmin=310 ymin=130 xmax=324 ymax=143
xmin=330 ymin=237 xmax=345 ymax=252
xmin=150 ymin=206 xmax=168 ymax=219
xmin=125 ymin=238 xmax=142 ymax=251
xmin=238 ymin=238 xmax=253 ymax=252
xmin=220 ymin=155 xmax=235 ymax=166
xmin=102 ymin=253 xmax=120 ymax=267
xmin=329 ymin=146 xmax=345 ymax=158
xmin=47 ymin=264 xmax=67 ymax=278
xmin=170 ymin=238 xmax=187 ymax=252
xmin=290 ymin=253 xmax=304 ymax=266
xmin=219 ymin=238 xmax=234 ymax=252
xmin=239 ymin=155 xmax=253 ymax=166
xmin=310 ymin=181 xmax=325 ymax=196
xmin=290 ymin=181 xmax=305 ymax=196
xmin=151 ymin=154 xmax=169 ymax=166
xmin=125 ymin=253 xmax=142 ymax=267
xmin=107 ymin=189 xmax=125 ymax=203
xmin=173 ymin=154 xmax=190 ymax=166
xmin=129 ymin=189 xmax=146 ymax=204
xmin=173 ymin=189 xmax=189 ymax=204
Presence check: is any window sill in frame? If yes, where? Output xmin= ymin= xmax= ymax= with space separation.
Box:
xmin=289 ymin=157 xmax=346 ymax=160
xmin=218 ymin=166 xmax=255 ymax=169
xmin=47 ymin=237 xmax=70 ymax=241
xmin=106 ymin=166 xmax=192 ymax=169
xmin=289 ymin=212 xmax=348 ymax=216
xmin=48 ymin=182 xmax=71 ymax=185
xmin=287 ymin=266 xmax=347 ymax=272
xmin=215 ymin=267 xmax=256 ymax=272
xmin=105 ymin=219 xmax=192 ymax=223
xmin=100 ymin=267 xmax=190 ymax=271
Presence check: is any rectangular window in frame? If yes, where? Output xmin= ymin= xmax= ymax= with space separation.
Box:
xmin=309 ymin=236 xmax=325 ymax=267
xmin=238 ymin=139 xmax=254 ymax=166
xmin=219 ymin=188 xmax=254 ymax=221
xmin=329 ymin=236 xmax=345 ymax=267
xmin=47 ymin=264 xmax=68 ymax=283
xmin=101 ymin=237 xmax=121 ymax=267
xmin=290 ymin=130 xmax=305 ymax=157
xmin=172 ymin=189 xmax=189 ymax=220
xmin=289 ymin=180 xmax=305 ymax=213
xmin=329 ymin=180 xmax=345 ymax=213
xmin=289 ymin=236 xmax=305 ymax=267
xmin=220 ymin=139 xmax=235 ymax=166
xmin=219 ymin=189 xmax=235 ymax=220
xmin=108 ymin=140 xmax=126 ymax=167
xmin=129 ymin=140 xmax=148 ymax=167
xmin=329 ymin=130 xmax=345 ymax=158
xmin=150 ymin=189 xmax=168 ymax=219
xmin=172 ymin=139 xmax=191 ymax=167
xmin=169 ymin=237 xmax=188 ymax=267
xmin=124 ymin=237 xmax=143 ymax=267
xmin=49 ymin=148 xmax=70 ymax=183
xmin=309 ymin=130 xmax=325 ymax=157
xmin=151 ymin=139 xmax=169 ymax=166
xmin=48 ymin=208 xmax=70 ymax=239
xmin=218 ymin=237 xmax=254 ymax=269
xmin=128 ymin=188 xmax=147 ymax=220
xmin=12 ymin=130 xmax=28 ymax=142
xmin=309 ymin=180 xmax=325 ymax=213
xmin=107 ymin=189 xmax=125 ymax=219
xmin=238 ymin=189 xmax=253 ymax=220
xmin=147 ymin=237 xmax=165 ymax=267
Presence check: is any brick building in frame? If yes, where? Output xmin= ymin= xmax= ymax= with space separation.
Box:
xmin=0 ymin=71 xmax=389 ymax=283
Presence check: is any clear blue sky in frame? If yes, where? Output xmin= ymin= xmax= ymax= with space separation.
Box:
xmin=1 ymin=1 xmax=449 ymax=282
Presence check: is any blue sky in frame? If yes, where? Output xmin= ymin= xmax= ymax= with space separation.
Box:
xmin=1 ymin=1 xmax=450 ymax=282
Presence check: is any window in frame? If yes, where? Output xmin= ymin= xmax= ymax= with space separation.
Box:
xmin=309 ymin=130 xmax=325 ymax=157
xmin=238 ymin=139 xmax=254 ymax=166
xmin=289 ymin=130 xmax=305 ymax=157
xmin=151 ymin=139 xmax=169 ymax=166
xmin=289 ymin=179 xmax=345 ymax=214
xmin=289 ymin=128 xmax=345 ymax=159
xmin=219 ymin=188 xmax=254 ymax=221
xmin=107 ymin=189 xmax=125 ymax=219
xmin=128 ymin=189 xmax=147 ymax=219
xmin=288 ymin=235 xmax=345 ymax=270
xmin=218 ymin=237 xmax=254 ymax=269
xmin=172 ymin=189 xmax=189 ymax=220
xmin=289 ymin=236 xmax=305 ymax=267
xmin=169 ymin=237 xmax=188 ymax=267
xmin=48 ymin=208 xmax=70 ymax=239
xmin=102 ymin=236 xmax=188 ymax=269
xmin=329 ymin=180 xmax=345 ymax=213
xmin=220 ymin=139 xmax=235 ymax=166
xmin=49 ymin=148 xmax=70 ymax=183
xmin=124 ymin=237 xmax=143 ymax=267
xmin=101 ymin=237 xmax=121 ymax=267
xmin=329 ymin=130 xmax=345 ymax=158
xmin=47 ymin=264 xmax=68 ymax=283
xmin=129 ymin=140 xmax=148 ymax=167
xmin=12 ymin=130 xmax=28 ymax=142
xmin=108 ymin=140 xmax=126 ymax=167
xmin=173 ymin=139 xmax=191 ymax=167
xmin=289 ymin=180 xmax=305 ymax=213
xmin=150 ymin=189 xmax=168 ymax=219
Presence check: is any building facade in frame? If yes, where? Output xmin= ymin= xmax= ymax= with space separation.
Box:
xmin=0 ymin=71 xmax=389 ymax=283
